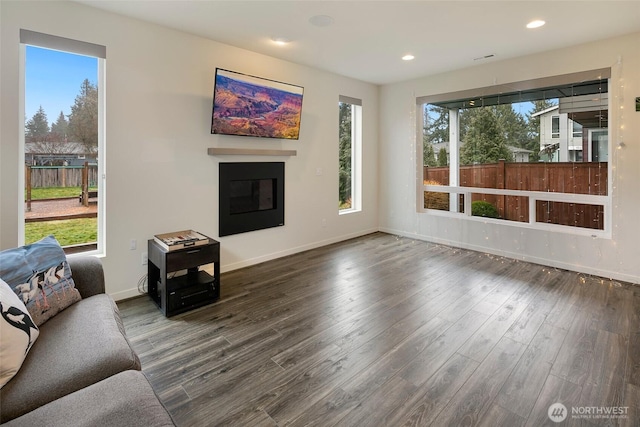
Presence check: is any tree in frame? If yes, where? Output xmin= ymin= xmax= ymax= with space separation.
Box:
xmin=25 ymin=106 xmax=50 ymax=143
xmin=25 ymin=107 xmax=69 ymax=162
xmin=338 ymin=102 xmax=352 ymax=207
xmin=423 ymin=143 xmax=437 ymax=167
xmin=68 ymin=79 xmax=98 ymax=153
xmin=460 ymin=107 xmax=513 ymax=165
xmin=459 ymin=107 xmax=479 ymax=143
xmin=437 ymin=147 xmax=448 ymax=166
xmin=424 ymin=105 xmax=449 ymax=144
xmin=493 ymin=104 xmax=529 ymax=148
xmin=50 ymin=111 xmax=69 ymax=142
xmin=460 ymin=105 xmax=529 ymax=147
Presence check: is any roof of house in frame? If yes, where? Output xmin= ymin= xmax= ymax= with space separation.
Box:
xmin=508 ymin=146 xmax=534 ymax=154
xmin=530 ymin=105 xmax=560 ymax=118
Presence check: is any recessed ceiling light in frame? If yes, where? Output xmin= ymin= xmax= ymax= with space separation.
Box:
xmin=271 ymin=37 xmax=290 ymax=46
xmin=402 ymin=54 xmax=415 ymax=61
xmin=526 ymin=20 xmax=546 ymax=29
xmin=309 ymin=15 xmax=334 ymax=27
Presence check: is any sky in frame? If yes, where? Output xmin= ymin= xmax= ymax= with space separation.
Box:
xmin=512 ymin=101 xmax=535 ymax=117
xmin=25 ymin=45 xmax=98 ymax=126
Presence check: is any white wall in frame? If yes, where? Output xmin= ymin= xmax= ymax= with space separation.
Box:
xmin=0 ymin=1 xmax=379 ymax=299
xmin=379 ymin=32 xmax=640 ymax=284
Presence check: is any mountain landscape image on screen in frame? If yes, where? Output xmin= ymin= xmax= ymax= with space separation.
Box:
xmin=212 ymin=70 xmax=303 ymax=139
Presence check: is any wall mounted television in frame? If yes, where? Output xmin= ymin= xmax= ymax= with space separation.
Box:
xmin=211 ymin=68 xmax=304 ymax=140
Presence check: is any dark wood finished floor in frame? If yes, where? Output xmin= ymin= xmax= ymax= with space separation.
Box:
xmin=117 ymin=232 xmax=640 ymax=427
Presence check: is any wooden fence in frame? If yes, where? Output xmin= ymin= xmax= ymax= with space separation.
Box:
xmin=25 ymin=163 xmax=98 ymax=210
xmin=26 ymin=164 xmax=98 ymax=188
xmin=423 ymin=161 xmax=608 ymax=229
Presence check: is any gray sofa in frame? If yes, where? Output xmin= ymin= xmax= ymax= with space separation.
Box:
xmin=0 ymin=257 xmax=175 ymax=426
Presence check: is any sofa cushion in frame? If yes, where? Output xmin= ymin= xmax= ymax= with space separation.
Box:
xmin=0 ymin=235 xmax=81 ymax=326
xmin=0 ymin=294 xmax=141 ymax=423
xmin=0 ymin=278 xmax=39 ymax=388
xmin=3 ymin=370 xmax=175 ymax=427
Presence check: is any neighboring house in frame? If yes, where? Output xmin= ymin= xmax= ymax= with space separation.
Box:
xmin=507 ymin=146 xmax=533 ymax=163
xmin=533 ymin=100 xmax=608 ymax=162
xmin=25 ymin=142 xmax=96 ymax=166
xmin=532 ymin=106 xmax=583 ymax=162
xmin=429 ymin=141 xmax=532 ymax=164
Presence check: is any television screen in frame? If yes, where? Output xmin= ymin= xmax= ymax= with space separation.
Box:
xmin=211 ymin=68 xmax=304 ymax=140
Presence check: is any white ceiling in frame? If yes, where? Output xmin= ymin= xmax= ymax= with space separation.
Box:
xmin=78 ymin=1 xmax=640 ymax=85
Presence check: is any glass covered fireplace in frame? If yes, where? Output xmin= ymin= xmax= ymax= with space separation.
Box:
xmin=219 ymin=162 xmax=285 ymax=236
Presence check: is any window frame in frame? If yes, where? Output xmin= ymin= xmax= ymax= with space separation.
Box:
xmin=416 ymin=68 xmax=612 ymax=238
xmin=19 ymin=30 xmax=107 ymax=256
xmin=572 ymin=120 xmax=583 ymax=138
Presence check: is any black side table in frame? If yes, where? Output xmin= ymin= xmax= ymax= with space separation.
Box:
xmin=147 ymin=238 xmax=220 ymax=317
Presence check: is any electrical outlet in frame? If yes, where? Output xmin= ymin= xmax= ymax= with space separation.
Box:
xmin=321 ymin=218 xmax=327 ymax=228
xmin=141 ymin=252 xmax=148 ymax=265
xmin=129 ymin=239 xmax=137 ymax=250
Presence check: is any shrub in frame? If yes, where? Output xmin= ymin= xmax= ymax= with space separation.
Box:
xmin=471 ymin=200 xmax=499 ymax=218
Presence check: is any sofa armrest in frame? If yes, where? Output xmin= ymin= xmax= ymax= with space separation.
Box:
xmin=67 ymin=256 xmax=105 ymax=298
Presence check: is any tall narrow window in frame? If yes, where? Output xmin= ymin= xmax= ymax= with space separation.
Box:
xmin=21 ymin=30 xmax=106 ymax=255
xmin=338 ymin=96 xmax=362 ymax=213
xmin=551 ymin=116 xmax=560 ymax=138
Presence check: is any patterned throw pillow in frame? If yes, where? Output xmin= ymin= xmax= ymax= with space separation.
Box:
xmin=0 ymin=235 xmax=81 ymax=326
xmin=0 ymin=278 xmax=40 ymax=388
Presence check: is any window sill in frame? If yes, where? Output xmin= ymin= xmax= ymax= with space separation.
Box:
xmin=339 ymin=208 xmax=361 ymax=216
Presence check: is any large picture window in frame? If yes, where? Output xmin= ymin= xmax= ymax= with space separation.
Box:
xmin=21 ymin=30 xmax=106 ymax=255
xmin=419 ymin=69 xmax=610 ymax=235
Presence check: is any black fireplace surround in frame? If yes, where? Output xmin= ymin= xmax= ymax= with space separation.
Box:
xmin=219 ymin=162 xmax=285 ymax=236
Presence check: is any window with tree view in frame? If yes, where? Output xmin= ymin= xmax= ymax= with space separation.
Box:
xmin=339 ymin=96 xmax=362 ymax=213
xmin=421 ymin=69 xmax=610 ymax=234
xmin=22 ymin=31 xmax=105 ymax=254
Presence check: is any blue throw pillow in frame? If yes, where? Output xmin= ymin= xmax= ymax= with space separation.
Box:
xmin=0 ymin=236 xmax=81 ymax=326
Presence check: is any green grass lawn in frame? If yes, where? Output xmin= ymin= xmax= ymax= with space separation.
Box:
xmin=25 ymin=218 xmax=97 ymax=246
xmin=26 ymin=186 xmax=98 ymax=200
